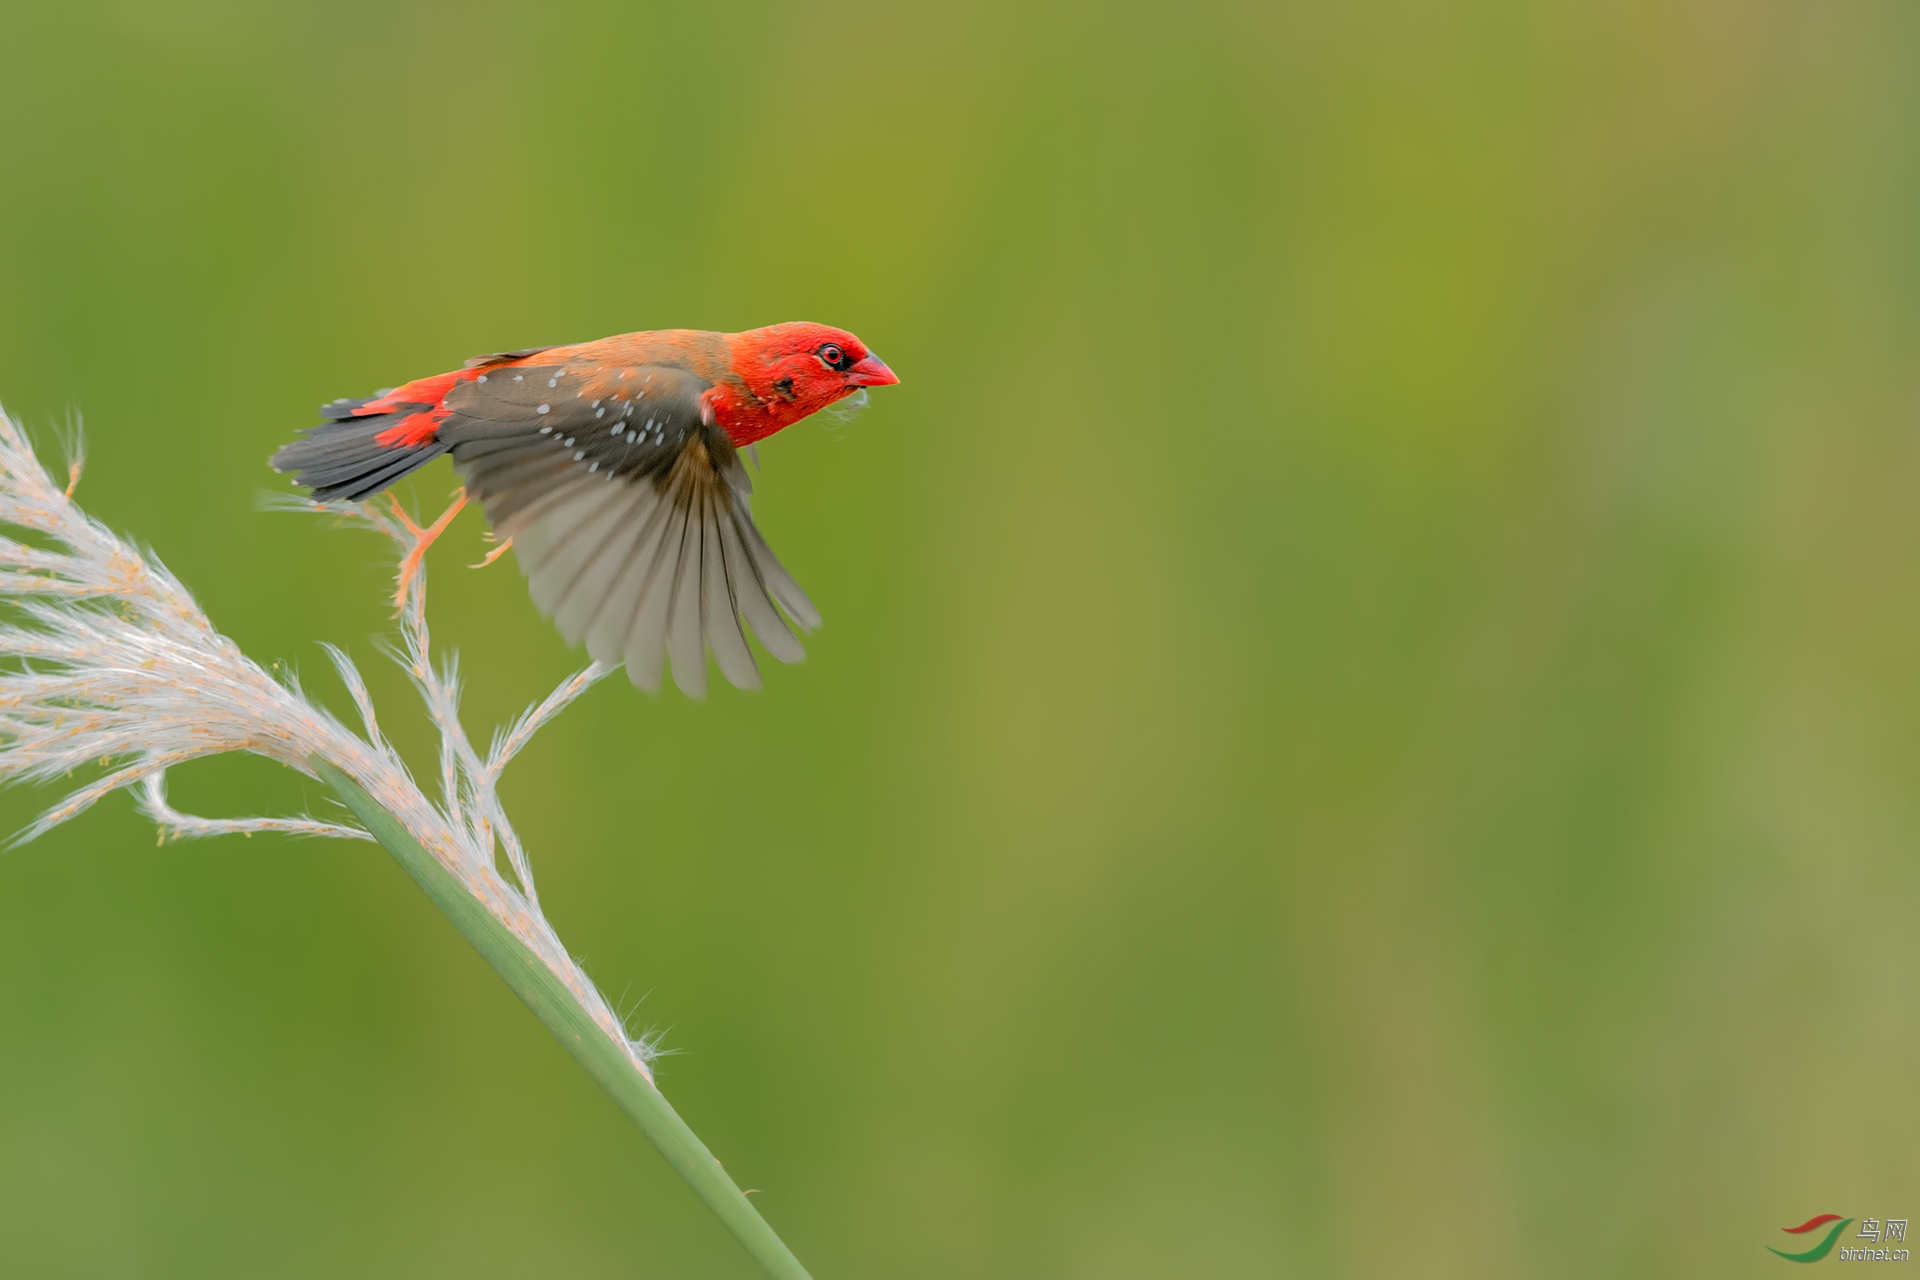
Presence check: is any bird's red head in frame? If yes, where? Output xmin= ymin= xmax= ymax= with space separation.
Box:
xmin=721 ymin=322 xmax=899 ymax=445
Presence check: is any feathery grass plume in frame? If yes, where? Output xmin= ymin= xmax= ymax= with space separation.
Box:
xmin=0 ymin=408 xmax=811 ymax=1279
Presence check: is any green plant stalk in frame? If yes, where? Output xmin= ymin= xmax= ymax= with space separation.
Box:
xmin=313 ymin=757 xmax=811 ymax=1280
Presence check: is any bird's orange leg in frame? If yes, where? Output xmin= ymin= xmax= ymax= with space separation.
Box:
xmin=390 ymin=489 xmax=467 ymax=608
xmin=469 ymin=535 xmax=514 ymax=569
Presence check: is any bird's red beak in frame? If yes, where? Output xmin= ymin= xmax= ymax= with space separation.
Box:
xmin=847 ymin=354 xmax=899 ymax=387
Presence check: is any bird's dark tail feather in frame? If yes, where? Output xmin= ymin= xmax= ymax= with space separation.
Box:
xmin=270 ymin=409 xmax=448 ymax=503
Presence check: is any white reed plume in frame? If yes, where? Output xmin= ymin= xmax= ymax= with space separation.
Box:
xmin=0 ymin=406 xmax=651 ymax=1075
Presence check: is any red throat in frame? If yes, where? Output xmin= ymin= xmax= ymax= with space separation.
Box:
xmin=709 ymin=387 xmax=813 ymax=448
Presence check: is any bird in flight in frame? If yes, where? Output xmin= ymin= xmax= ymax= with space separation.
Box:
xmin=271 ymin=323 xmax=898 ymax=697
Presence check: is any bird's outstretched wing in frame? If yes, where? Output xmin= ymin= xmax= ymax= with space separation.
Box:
xmin=436 ymin=362 xmax=819 ymax=696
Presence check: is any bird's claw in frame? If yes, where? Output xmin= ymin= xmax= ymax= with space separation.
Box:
xmin=389 ymin=489 xmax=468 ymax=611
xmin=469 ymin=536 xmax=514 ymax=570
xmin=388 ymin=494 xmax=426 ymax=538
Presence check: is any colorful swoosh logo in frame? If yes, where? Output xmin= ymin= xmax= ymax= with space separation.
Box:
xmin=1770 ymin=1215 xmax=1854 ymax=1263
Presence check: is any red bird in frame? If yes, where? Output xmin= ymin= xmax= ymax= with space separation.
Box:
xmin=271 ymin=323 xmax=898 ymax=697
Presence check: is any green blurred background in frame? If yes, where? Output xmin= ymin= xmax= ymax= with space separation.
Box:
xmin=0 ymin=2 xmax=1916 ymax=1275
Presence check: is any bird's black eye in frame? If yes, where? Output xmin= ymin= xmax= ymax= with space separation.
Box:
xmin=817 ymin=343 xmax=848 ymax=370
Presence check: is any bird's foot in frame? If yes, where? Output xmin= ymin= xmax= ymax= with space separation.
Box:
xmin=469 ymin=535 xmax=514 ymax=569
xmin=390 ymin=489 xmax=468 ymax=609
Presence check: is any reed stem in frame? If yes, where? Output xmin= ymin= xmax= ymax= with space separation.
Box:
xmin=314 ymin=757 xmax=812 ymax=1280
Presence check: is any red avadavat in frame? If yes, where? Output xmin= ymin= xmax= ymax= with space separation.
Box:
xmin=272 ymin=323 xmax=898 ymax=697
